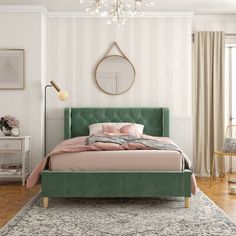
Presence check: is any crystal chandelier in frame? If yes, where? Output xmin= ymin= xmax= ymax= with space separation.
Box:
xmin=79 ymin=0 xmax=154 ymax=26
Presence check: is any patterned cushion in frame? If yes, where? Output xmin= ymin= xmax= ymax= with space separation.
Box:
xmin=222 ymin=137 xmax=236 ymax=153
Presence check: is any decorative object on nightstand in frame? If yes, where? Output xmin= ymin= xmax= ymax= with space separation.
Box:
xmin=0 ymin=115 xmax=20 ymax=136
xmin=11 ymin=127 xmax=21 ymax=137
xmin=44 ymin=80 xmax=69 ymax=156
xmin=0 ymin=136 xmax=31 ymax=186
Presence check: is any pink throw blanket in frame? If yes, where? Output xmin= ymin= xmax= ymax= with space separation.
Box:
xmin=26 ymin=135 xmax=197 ymax=194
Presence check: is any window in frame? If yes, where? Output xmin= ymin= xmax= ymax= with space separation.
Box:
xmin=225 ymin=46 xmax=236 ymax=171
xmin=231 ymin=49 xmax=236 ymax=125
xmin=225 ymin=46 xmax=236 ymax=125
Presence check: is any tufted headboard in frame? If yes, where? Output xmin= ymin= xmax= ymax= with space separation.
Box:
xmin=64 ymin=107 xmax=169 ymax=139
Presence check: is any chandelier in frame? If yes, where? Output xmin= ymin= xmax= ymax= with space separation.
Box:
xmin=79 ymin=0 xmax=154 ymax=25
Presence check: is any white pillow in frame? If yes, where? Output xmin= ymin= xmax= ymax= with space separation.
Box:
xmin=89 ymin=122 xmax=144 ymax=135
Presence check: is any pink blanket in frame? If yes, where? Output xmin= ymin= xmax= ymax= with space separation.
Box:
xmin=26 ymin=135 xmax=197 ymax=194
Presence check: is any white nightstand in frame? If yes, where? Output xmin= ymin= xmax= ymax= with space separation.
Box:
xmin=0 ymin=136 xmax=31 ymax=186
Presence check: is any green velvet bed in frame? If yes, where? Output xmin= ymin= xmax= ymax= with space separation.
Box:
xmin=41 ymin=107 xmax=192 ymax=208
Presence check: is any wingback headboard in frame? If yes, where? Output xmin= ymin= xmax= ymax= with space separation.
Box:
xmin=64 ymin=107 xmax=169 ymax=139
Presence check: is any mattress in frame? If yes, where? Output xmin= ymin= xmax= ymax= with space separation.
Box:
xmin=50 ymin=150 xmax=184 ymax=171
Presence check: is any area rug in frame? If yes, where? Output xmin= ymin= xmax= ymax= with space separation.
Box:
xmin=0 ymin=190 xmax=236 ymax=236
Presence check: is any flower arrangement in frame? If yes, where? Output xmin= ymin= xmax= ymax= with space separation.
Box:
xmin=0 ymin=115 xmax=20 ymax=131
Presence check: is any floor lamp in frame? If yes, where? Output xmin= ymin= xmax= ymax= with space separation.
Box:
xmin=44 ymin=80 xmax=69 ymax=156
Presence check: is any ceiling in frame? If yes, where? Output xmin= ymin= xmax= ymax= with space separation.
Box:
xmin=0 ymin=0 xmax=236 ymax=14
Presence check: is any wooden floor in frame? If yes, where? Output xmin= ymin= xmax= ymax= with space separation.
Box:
xmin=0 ymin=182 xmax=40 ymax=229
xmin=197 ymin=174 xmax=236 ymax=222
xmin=0 ymin=176 xmax=236 ymax=229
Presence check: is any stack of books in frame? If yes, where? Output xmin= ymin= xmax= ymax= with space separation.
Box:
xmin=0 ymin=163 xmax=22 ymax=176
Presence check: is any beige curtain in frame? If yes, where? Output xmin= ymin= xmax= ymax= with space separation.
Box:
xmin=193 ymin=31 xmax=225 ymax=176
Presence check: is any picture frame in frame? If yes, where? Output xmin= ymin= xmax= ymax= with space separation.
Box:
xmin=0 ymin=49 xmax=24 ymax=90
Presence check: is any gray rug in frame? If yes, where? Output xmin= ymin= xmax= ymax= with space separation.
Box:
xmin=1 ymin=190 xmax=236 ymax=236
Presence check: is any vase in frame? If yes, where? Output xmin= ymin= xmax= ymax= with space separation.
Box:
xmin=1 ymin=126 xmax=12 ymax=136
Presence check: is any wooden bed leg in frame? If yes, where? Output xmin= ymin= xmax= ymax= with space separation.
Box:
xmin=43 ymin=197 xmax=49 ymax=208
xmin=185 ymin=197 xmax=190 ymax=208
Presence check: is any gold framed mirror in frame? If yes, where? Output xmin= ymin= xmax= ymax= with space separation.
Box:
xmin=95 ymin=42 xmax=135 ymax=95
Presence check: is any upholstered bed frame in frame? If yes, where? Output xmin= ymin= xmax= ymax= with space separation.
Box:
xmin=41 ymin=107 xmax=191 ymax=208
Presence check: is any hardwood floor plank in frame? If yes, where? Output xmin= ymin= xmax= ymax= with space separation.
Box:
xmin=0 ymin=182 xmax=40 ymax=228
xmin=196 ymin=174 xmax=236 ymax=222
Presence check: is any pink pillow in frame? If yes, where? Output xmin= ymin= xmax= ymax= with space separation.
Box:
xmin=120 ymin=124 xmax=138 ymax=135
xmin=103 ymin=132 xmax=126 ymax=136
xmin=102 ymin=124 xmax=140 ymax=136
xmin=102 ymin=125 xmax=119 ymax=133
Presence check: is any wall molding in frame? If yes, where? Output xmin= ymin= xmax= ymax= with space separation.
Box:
xmin=193 ymin=14 xmax=236 ymax=21
xmin=1 ymin=5 xmax=236 ymax=21
xmin=47 ymin=11 xmax=194 ymax=18
xmin=2 ymin=5 xmax=236 ymax=19
xmin=0 ymin=5 xmax=193 ymax=18
xmin=171 ymin=116 xmax=193 ymax=120
xmin=0 ymin=5 xmax=47 ymax=14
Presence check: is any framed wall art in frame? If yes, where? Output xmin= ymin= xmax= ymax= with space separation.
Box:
xmin=0 ymin=49 xmax=24 ymax=90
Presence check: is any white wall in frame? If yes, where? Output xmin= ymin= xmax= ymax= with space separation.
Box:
xmin=0 ymin=12 xmax=45 ymax=169
xmin=192 ymin=15 xmax=236 ymax=32
xmin=46 ymin=17 xmax=193 ymax=159
xmin=0 ymin=8 xmax=194 ymax=169
xmin=1 ymin=9 xmax=236 ymax=171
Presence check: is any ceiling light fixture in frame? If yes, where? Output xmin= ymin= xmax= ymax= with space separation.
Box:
xmin=79 ymin=0 xmax=154 ymax=26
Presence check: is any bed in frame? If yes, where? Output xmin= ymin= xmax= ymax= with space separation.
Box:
xmin=41 ymin=107 xmax=192 ymax=208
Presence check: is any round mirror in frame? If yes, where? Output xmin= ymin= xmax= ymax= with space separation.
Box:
xmin=95 ymin=55 xmax=135 ymax=95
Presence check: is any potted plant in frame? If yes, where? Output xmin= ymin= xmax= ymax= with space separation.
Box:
xmin=0 ymin=115 xmax=20 ymax=136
